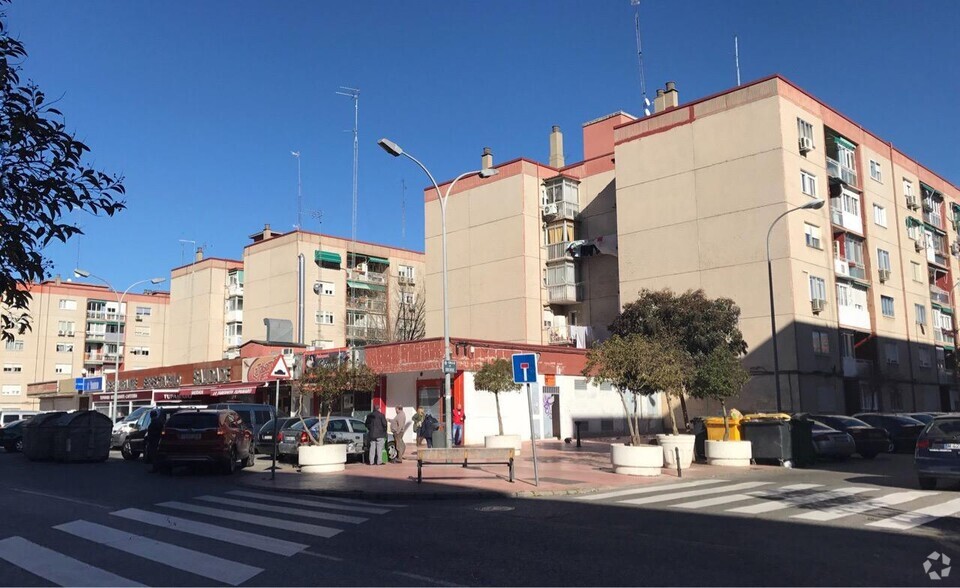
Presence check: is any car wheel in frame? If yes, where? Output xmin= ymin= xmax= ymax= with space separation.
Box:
xmin=919 ymin=476 xmax=937 ymax=490
xmin=887 ymin=441 xmax=895 ymax=453
xmin=13 ymin=439 xmax=23 ymax=453
xmin=387 ymin=442 xmax=398 ymax=462
xmin=860 ymin=452 xmax=877 ymax=460
xmin=121 ymin=441 xmax=139 ymax=461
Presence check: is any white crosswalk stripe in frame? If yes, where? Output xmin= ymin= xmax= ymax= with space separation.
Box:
xmin=156 ymin=500 xmax=343 ymax=538
xmin=194 ymin=495 xmax=368 ymax=524
xmin=576 ymin=479 xmax=728 ymax=501
xmin=727 ymin=487 xmax=874 ymax=515
xmin=226 ymin=490 xmax=394 ymax=514
xmin=620 ymin=481 xmax=772 ymax=506
xmin=672 ymin=484 xmax=822 ymax=510
xmin=54 ymin=520 xmax=263 ymax=586
xmin=866 ymin=497 xmax=960 ymax=530
xmin=792 ymin=491 xmax=937 ymax=522
xmin=0 ymin=536 xmax=143 ymax=588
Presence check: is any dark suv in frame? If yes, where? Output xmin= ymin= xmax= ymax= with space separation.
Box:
xmin=854 ymin=413 xmax=926 ymax=453
xmin=915 ymin=415 xmax=960 ymax=490
xmin=153 ymin=409 xmax=254 ymax=474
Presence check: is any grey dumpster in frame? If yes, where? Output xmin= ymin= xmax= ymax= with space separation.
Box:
xmin=52 ymin=411 xmax=112 ymax=462
xmin=22 ymin=412 xmax=67 ymax=461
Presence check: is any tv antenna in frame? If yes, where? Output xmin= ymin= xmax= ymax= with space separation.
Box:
xmin=336 ymin=86 xmax=360 ymax=264
xmin=631 ymin=0 xmax=651 ymax=116
xmin=401 ymin=179 xmax=407 ymax=239
xmin=735 ymin=35 xmax=741 ymax=86
xmin=291 ymin=151 xmax=302 ymax=230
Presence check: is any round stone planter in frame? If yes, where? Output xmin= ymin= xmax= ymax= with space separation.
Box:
xmin=485 ymin=434 xmax=522 ymax=456
xmin=610 ymin=443 xmax=663 ymax=476
xmin=657 ymin=434 xmax=696 ymax=470
xmin=705 ymin=440 xmax=752 ymax=467
xmin=298 ymin=444 xmax=347 ymax=474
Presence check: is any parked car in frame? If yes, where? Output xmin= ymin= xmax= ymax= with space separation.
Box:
xmin=153 ymin=409 xmax=254 ymax=474
xmin=120 ymin=406 xmax=202 ymax=461
xmin=810 ymin=420 xmax=856 ymax=459
xmin=255 ymin=416 xmax=300 ymax=454
xmin=806 ymin=414 xmax=890 ymax=459
xmin=1 ymin=410 xmax=38 ymax=427
xmin=0 ymin=418 xmax=28 ymax=452
xmin=854 ymin=413 xmax=926 ymax=453
xmin=111 ymin=406 xmax=153 ymax=449
xmin=207 ymin=403 xmax=275 ymax=439
xmin=902 ymin=412 xmax=943 ymax=426
xmin=915 ymin=415 xmax=960 ymax=490
xmin=276 ymin=417 xmax=320 ymax=462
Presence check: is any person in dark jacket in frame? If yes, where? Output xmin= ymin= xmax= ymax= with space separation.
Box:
xmin=420 ymin=411 xmax=439 ymax=448
xmin=364 ymin=405 xmax=388 ymax=465
xmin=144 ymin=409 xmax=166 ymax=466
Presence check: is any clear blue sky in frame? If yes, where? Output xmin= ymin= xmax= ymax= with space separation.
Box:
xmin=9 ymin=1 xmax=960 ymax=292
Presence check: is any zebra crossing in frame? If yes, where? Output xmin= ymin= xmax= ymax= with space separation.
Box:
xmin=0 ymin=489 xmax=402 ymax=587
xmin=575 ymin=478 xmax=960 ymax=533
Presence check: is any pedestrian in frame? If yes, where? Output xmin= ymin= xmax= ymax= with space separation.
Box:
xmin=421 ymin=411 xmax=439 ymax=448
xmin=390 ymin=405 xmax=407 ymax=463
xmin=144 ymin=409 xmax=165 ymax=467
xmin=412 ymin=406 xmax=425 ymax=447
xmin=452 ymin=403 xmax=465 ymax=446
xmin=364 ymin=404 xmax=388 ymax=465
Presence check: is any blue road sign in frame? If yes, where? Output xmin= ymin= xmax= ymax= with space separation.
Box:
xmin=512 ymin=353 xmax=538 ymax=384
xmin=76 ymin=376 xmax=105 ymax=393
xmin=75 ymin=378 xmax=84 ymax=392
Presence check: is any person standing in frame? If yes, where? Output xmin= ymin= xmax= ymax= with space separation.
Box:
xmin=390 ymin=405 xmax=407 ymax=463
xmin=452 ymin=404 xmax=465 ymax=446
xmin=421 ymin=411 xmax=439 ymax=448
xmin=365 ymin=405 xmax=388 ymax=465
xmin=412 ymin=406 xmax=425 ymax=447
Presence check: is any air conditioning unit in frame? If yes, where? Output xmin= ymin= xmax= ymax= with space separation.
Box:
xmin=906 ymin=195 xmax=920 ymax=210
xmin=811 ymin=298 xmax=826 ymax=313
xmin=878 ymin=269 xmax=891 ymax=282
xmin=798 ymin=136 xmax=814 ymax=154
xmin=57 ymin=330 xmax=65 ymax=336
xmin=916 ymin=240 xmax=925 ymax=253
xmin=135 ymin=316 xmax=143 ymax=322
xmin=542 ymin=202 xmax=558 ymax=218
xmin=67 ymin=332 xmax=75 ymax=337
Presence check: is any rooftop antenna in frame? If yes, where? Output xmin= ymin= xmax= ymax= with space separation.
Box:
xmin=631 ymin=0 xmax=651 ymax=116
xmin=178 ymin=239 xmax=196 ymax=266
xmin=735 ymin=35 xmax=741 ymax=86
xmin=400 ymin=178 xmax=407 ymax=240
xmin=291 ymin=151 xmax=302 ymax=230
xmin=311 ymin=209 xmax=324 ymax=346
xmin=336 ymin=86 xmax=360 ymax=267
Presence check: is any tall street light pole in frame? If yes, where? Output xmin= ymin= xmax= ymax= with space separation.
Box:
xmin=74 ymin=269 xmax=166 ymax=420
xmin=766 ymin=198 xmax=825 ymax=414
xmin=378 ymin=138 xmax=498 ymax=446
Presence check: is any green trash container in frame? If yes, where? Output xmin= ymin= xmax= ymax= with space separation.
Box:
xmin=742 ymin=414 xmax=793 ymax=466
xmin=789 ymin=418 xmax=815 ymax=468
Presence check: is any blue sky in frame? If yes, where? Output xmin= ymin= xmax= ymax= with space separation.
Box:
xmin=8 ymin=1 xmax=960 ymax=292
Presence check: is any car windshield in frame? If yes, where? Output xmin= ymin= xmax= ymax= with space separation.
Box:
xmin=925 ymin=418 xmax=960 ymax=438
xmin=819 ymin=416 xmax=870 ymax=428
xmin=166 ymin=412 xmax=219 ymax=429
xmin=289 ymin=418 xmax=319 ymax=431
xmin=350 ymin=419 xmax=368 ymax=433
xmin=906 ymin=414 xmax=934 ymax=424
xmin=811 ymin=421 xmax=834 ymax=432
xmin=885 ymin=415 xmax=924 ymax=426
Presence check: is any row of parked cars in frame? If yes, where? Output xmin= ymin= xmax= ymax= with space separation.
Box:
xmin=800 ymin=411 xmax=939 ymax=459
xmin=258 ymin=415 xmax=397 ymax=463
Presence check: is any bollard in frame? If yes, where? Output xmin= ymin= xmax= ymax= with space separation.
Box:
xmin=575 ymin=421 xmax=582 ymax=448
xmin=675 ymin=446 xmax=681 ymax=478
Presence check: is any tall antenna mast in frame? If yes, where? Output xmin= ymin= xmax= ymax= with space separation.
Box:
xmin=631 ymin=0 xmax=651 ymax=115
xmin=400 ymin=179 xmax=407 ymax=240
xmin=291 ymin=151 xmax=302 ymax=229
xmin=336 ymin=86 xmax=360 ymax=265
xmin=735 ymin=35 xmax=741 ymax=86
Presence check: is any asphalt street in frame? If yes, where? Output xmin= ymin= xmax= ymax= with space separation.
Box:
xmin=0 ymin=449 xmax=957 ymax=586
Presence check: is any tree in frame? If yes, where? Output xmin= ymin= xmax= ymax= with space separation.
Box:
xmin=473 ymin=358 xmax=521 ymax=436
xmin=609 ymin=289 xmax=747 ymax=428
xmin=298 ymin=357 xmax=379 ymax=445
xmin=391 ymin=283 xmax=425 ymax=342
xmin=689 ymin=347 xmax=750 ymax=440
xmin=0 ymin=2 xmax=126 ymax=341
xmin=583 ymin=335 xmax=690 ymax=443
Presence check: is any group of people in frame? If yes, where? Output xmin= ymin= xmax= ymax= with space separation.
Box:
xmin=362 ymin=403 xmax=465 ymax=465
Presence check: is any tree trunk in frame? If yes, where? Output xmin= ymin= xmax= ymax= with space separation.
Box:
xmin=494 ymin=392 xmax=504 ymax=436
xmin=315 ymin=408 xmax=333 ymax=446
xmin=721 ymin=400 xmax=729 ymax=442
xmin=667 ymin=394 xmax=680 ymax=436
xmin=679 ymin=385 xmax=690 ymax=433
xmin=620 ymin=390 xmax=639 ymax=445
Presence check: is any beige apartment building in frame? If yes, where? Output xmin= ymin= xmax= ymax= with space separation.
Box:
xmin=1 ymin=278 xmax=170 ymax=411
xmin=165 ymin=225 xmax=425 ymax=364
xmin=426 ymin=75 xmax=960 ymax=414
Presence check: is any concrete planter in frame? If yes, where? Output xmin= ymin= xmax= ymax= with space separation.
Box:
xmin=610 ymin=443 xmax=663 ymax=476
xmin=298 ymin=444 xmax=347 ymax=474
xmin=657 ymin=434 xmax=696 ymax=470
xmin=705 ymin=440 xmax=752 ymax=467
xmin=485 ymin=434 xmax=522 ymax=456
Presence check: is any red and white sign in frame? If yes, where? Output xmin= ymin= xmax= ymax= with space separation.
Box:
xmin=266 ymin=355 xmax=291 ymax=380
xmin=178 ymin=385 xmax=257 ymax=399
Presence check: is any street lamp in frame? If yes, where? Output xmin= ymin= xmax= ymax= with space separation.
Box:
xmin=378 ymin=138 xmax=498 ymax=446
xmin=765 ymin=198 xmax=825 ymax=413
xmin=74 ymin=269 xmax=166 ymax=420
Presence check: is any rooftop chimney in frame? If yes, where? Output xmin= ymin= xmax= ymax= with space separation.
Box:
xmin=249 ymin=223 xmax=275 ymax=243
xmin=549 ymin=126 xmax=565 ymax=168
xmin=54 ymin=274 xmax=61 ymax=286
xmin=195 ymin=247 xmax=203 ymax=262
xmin=663 ymin=81 xmax=679 ymax=110
xmin=654 ymin=88 xmax=666 ymax=113
xmin=481 ymin=147 xmax=493 ymax=171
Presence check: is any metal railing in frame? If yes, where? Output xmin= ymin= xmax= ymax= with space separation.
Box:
xmin=86 ymin=310 xmax=125 ymax=322
xmin=84 ymin=353 xmax=105 ymax=363
xmin=346 ymin=269 xmax=387 ymax=285
xmin=826 ymin=157 xmax=858 ymax=186
xmin=547 ymin=325 xmax=574 ymax=345
xmin=930 ymin=286 xmax=951 ymax=305
xmin=546 ymin=242 xmax=573 ymax=263
xmin=542 ymin=200 xmax=580 ymax=220
xmin=346 ymin=325 xmax=387 ymax=341
xmin=347 ymin=298 xmax=387 ymax=313
xmin=547 ymin=283 xmax=582 ymax=304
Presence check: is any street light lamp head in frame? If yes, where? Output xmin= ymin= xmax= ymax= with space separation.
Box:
xmin=802 ymin=199 xmax=826 ymax=210
xmin=150 ymin=278 xmax=166 ymax=285
xmin=73 ymin=269 xmax=90 ymax=278
xmin=478 ymin=168 xmax=499 ymax=179
xmin=377 ymin=138 xmax=403 ymax=157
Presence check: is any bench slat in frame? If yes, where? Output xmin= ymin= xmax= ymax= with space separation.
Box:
xmin=418 ymin=448 xmax=514 ymax=463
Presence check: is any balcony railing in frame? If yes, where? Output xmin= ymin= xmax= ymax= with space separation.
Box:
xmin=547 ymin=325 xmax=574 ymax=346
xmin=224 ymin=335 xmax=242 ymax=348
xmin=842 ymin=357 xmax=873 ymax=378
xmin=930 ymin=286 xmax=951 ymax=305
xmin=546 ymin=242 xmax=573 ymax=263
xmin=346 ymin=325 xmax=387 ymax=342
xmin=826 ymin=157 xmax=858 ymax=187
xmin=833 ymin=258 xmax=865 ymax=280
xmin=346 ymin=269 xmax=387 ymax=285
xmin=923 ymin=210 xmax=944 ymax=230
xmin=542 ymin=200 xmax=580 ymax=221
xmin=226 ymin=283 xmax=243 ymax=297
xmin=224 ymin=310 xmax=243 ymax=323
xmin=347 ymin=298 xmax=387 ymax=313
xmin=85 ymin=331 xmax=106 ymax=340
xmin=547 ymin=282 xmax=582 ymax=305
xmin=84 ymin=353 xmax=105 ymax=364
xmin=86 ymin=310 xmax=125 ymax=322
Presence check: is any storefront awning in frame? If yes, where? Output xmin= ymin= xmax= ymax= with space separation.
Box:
xmin=315 ymin=250 xmax=342 ymax=264
xmin=367 ymin=256 xmax=390 ymax=265
xmin=347 ymin=280 xmax=386 ymax=292
xmin=178 ymin=384 xmax=258 ymax=399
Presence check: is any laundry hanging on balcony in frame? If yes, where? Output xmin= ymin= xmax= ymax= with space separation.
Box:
xmin=567 ymin=234 xmax=618 ymax=258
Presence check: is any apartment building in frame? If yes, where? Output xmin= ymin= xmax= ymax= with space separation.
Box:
xmin=0 ymin=278 xmax=169 ymax=411
xmin=165 ymin=225 xmax=425 ymax=363
xmin=426 ymin=75 xmax=960 ymax=414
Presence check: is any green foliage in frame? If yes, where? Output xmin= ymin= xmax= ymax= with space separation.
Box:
xmin=689 ymin=347 xmax=750 ymax=405
xmin=299 ymin=359 xmax=379 ymax=445
xmin=0 ymin=3 xmax=126 ymax=341
xmin=474 ymin=358 xmax=521 ymax=436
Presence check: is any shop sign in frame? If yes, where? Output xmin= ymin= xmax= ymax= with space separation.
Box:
xmin=143 ymin=374 xmax=181 ymax=389
xmin=91 ymin=390 xmax=152 ymax=403
xmin=154 ymin=391 xmax=181 ymax=402
xmin=193 ymin=366 xmax=232 ymax=385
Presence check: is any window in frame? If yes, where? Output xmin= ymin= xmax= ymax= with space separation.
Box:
xmin=54 ymin=363 xmax=72 ymax=375
xmin=316 ymin=311 xmax=335 ymax=325
xmin=59 ymin=299 xmax=77 ymax=311
xmin=877 ymin=249 xmax=891 ymax=271
xmin=881 ymin=296 xmax=895 ymax=317
xmin=545 ymin=221 xmax=577 ymax=245
xmin=804 ymin=223 xmax=822 ymax=249
xmin=919 ymin=349 xmax=932 ymax=368
xmin=130 ymin=347 xmax=150 ymax=356
xmin=402 ymin=292 xmax=416 ymax=306
xmin=842 ymin=190 xmax=860 ymax=217
xmin=1 ymin=385 xmax=21 ymax=396
xmin=809 ymin=276 xmax=827 ymax=301
xmin=904 ymin=178 xmax=914 ymax=199
xmin=5 ymin=340 xmax=23 ymax=352
xmin=836 ymin=284 xmax=851 ymax=307
xmin=907 ymin=221 xmax=920 ymax=241
xmin=800 ymin=171 xmax=817 ymax=197
xmin=915 ymin=303 xmax=927 ymax=325
xmin=869 ymin=159 xmax=882 ymax=182
xmin=3 ymin=363 xmax=22 ymax=373
xmin=225 ymin=323 xmax=243 ymax=337
xmin=574 ymin=378 xmax=588 ymax=391
xmin=57 ymin=320 xmax=75 ymax=335
xmin=56 ymin=343 xmax=73 ymax=353
xmin=797 ymin=118 xmax=814 ymax=149
xmin=135 ymin=306 xmax=152 ymax=318
xmin=812 ymin=331 xmax=830 ymax=355
xmin=398 ymin=265 xmax=415 ymax=280
xmin=873 ymin=204 xmax=887 ymax=227
xmin=884 ymin=342 xmax=900 ymax=365
xmin=134 ymin=326 xmax=150 ymax=337
xmin=911 ymin=262 xmax=923 ymax=282
xmin=227 ymin=270 xmax=243 ymax=287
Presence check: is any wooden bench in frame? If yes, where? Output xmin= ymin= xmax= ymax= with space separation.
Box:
xmin=416 ymin=447 xmax=515 ymax=483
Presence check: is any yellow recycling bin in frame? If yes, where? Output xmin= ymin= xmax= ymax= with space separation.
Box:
xmin=704 ymin=416 xmax=743 ymax=442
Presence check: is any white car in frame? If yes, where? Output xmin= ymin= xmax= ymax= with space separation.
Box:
xmin=277 ymin=416 xmax=372 ymax=462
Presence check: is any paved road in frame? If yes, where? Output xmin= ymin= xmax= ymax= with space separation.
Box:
xmin=0 ymin=449 xmax=957 ymax=586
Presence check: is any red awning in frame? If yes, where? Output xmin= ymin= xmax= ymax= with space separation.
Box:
xmin=178 ymin=385 xmax=258 ymax=399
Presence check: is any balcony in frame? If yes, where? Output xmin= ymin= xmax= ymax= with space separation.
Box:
xmin=84 ymin=353 xmax=105 ymax=364
xmin=224 ymin=335 xmax=242 ymax=348
xmin=103 ymin=332 xmax=124 ymax=344
xmin=930 ymin=286 xmax=951 ymax=305
xmin=226 ymin=283 xmax=243 ymax=297
xmin=547 ymin=325 xmax=574 ymax=346
xmin=86 ymin=310 xmax=125 ymax=322
xmin=347 ymin=298 xmax=387 ymax=313
xmin=826 ymin=157 xmax=858 ymax=187
xmin=346 ymin=325 xmax=387 ymax=342
xmin=85 ymin=331 xmax=106 ymax=341
xmin=225 ymin=310 xmax=243 ymax=323
xmin=830 ymin=205 xmax=863 ymax=234
xmin=547 ymin=283 xmax=582 ymax=305
xmin=935 ymin=327 xmax=954 ymax=345
xmin=842 ymin=357 xmax=874 ymax=378
xmin=546 ymin=242 xmax=573 ymax=263
xmin=346 ymin=269 xmax=386 ymax=285
xmin=833 ymin=258 xmax=865 ymax=280
xmin=923 ymin=210 xmax=944 ymax=230
xmin=542 ymin=200 xmax=580 ymax=221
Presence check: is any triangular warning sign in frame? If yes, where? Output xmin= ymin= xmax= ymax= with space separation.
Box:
xmin=268 ymin=355 xmax=291 ymax=379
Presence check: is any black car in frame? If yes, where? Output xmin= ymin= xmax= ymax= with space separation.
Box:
xmin=254 ymin=416 xmax=301 ymax=454
xmin=903 ymin=412 xmax=942 ymax=426
xmin=854 ymin=413 xmax=926 ymax=453
xmin=915 ymin=415 xmax=960 ymax=490
xmin=0 ymin=418 xmax=27 ymax=452
xmin=120 ymin=407 xmax=188 ymax=462
xmin=806 ymin=414 xmax=890 ymax=459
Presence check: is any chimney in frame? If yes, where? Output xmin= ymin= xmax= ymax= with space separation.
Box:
xmin=654 ymin=88 xmax=666 ymax=113
xmin=663 ymin=81 xmax=679 ymax=109
xmin=549 ymin=126 xmax=565 ymax=168
xmin=55 ymin=274 xmax=61 ymax=286
xmin=195 ymin=247 xmax=203 ymax=262
xmin=249 ymin=223 xmax=275 ymax=243
xmin=481 ymin=147 xmax=493 ymax=171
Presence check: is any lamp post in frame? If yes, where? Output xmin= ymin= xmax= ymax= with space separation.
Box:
xmin=766 ymin=198 xmax=825 ymax=413
xmin=378 ymin=138 xmax=498 ymax=446
xmin=74 ymin=269 xmax=166 ymax=420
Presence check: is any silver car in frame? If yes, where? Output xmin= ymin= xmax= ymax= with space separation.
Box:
xmin=277 ymin=416 xmax=367 ymax=463
xmin=811 ymin=420 xmax=856 ymax=459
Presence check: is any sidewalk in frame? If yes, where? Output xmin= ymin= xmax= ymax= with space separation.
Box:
xmin=239 ymin=439 xmax=736 ymax=501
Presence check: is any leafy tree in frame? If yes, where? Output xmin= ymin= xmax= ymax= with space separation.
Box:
xmin=298 ymin=357 xmax=379 ymax=445
xmin=609 ymin=289 xmax=747 ymax=428
xmin=473 ymin=358 xmax=521 ymax=436
xmin=689 ymin=347 xmax=750 ymax=440
xmin=0 ymin=2 xmax=125 ymax=341
xmin=583 ymin=335 xmax=690 ymax=443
